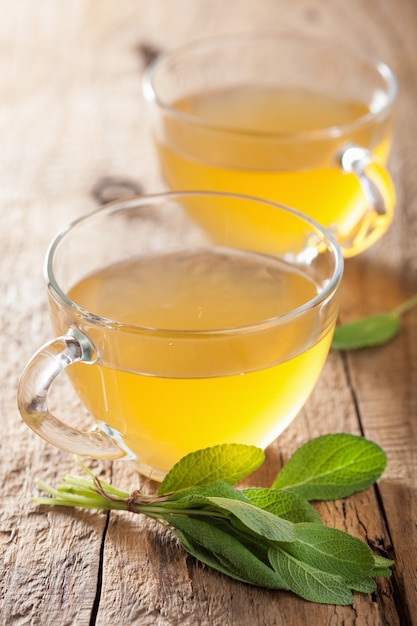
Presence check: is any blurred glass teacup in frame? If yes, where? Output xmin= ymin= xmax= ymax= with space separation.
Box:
xmin=143 ymin=33 xmax=397 ymax=257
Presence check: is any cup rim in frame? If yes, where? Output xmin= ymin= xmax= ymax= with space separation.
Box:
xmin=142 ymin=32 xmax=398 ymax=143
xmin=45 ymin=190 xmax=344 ymax=335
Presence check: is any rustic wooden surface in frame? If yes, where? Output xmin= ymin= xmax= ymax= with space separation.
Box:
xmin=1 ymin=1 xmax=416 ymax=624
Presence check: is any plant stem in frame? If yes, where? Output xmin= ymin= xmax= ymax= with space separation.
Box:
xmin=34 ymin=479 xmax=229 ymax=522
xmin=62 ymin=475 xmax=131 ymax=499
xmin=392 ymin=293 xmax=417 ymax=317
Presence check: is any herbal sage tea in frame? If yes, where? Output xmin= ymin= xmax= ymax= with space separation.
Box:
xmin=144 ymin=34 xmax=397 ymax=257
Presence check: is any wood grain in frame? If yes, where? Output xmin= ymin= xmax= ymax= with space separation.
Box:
xmin=1 ymin=1 xmax=416 ymax=624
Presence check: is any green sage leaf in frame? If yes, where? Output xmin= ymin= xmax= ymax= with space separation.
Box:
xmin=243 ymin=487 xmax=322 ymax=524
xmin=172 ymin=525 xmax=248 ymax=582
xmin=331 ymin=293 xmax=417 ymax=350
xmin=346 ymin=577 xmax=377 ymax=593
xmin=163 ymin=481 xmax=251 ymax=509
xmin=169 ymin=516 xmax=289 ymax=589
xmin=332 ymin=313 xmax=400 ymax=350
xmin=281 ymin=523 xmax=374 ymax=581
xmin=268 ymin=547 xmax=353 ymax=605
xmin=272 ymin=434 xmax=386 ymax=500
xmin=371 ymin=555 xmax=394 ymax=578
xmin=158 ymin=444 xmax=264 ymax=495
xmin=205 ymin=497 xmax=295 ymax=542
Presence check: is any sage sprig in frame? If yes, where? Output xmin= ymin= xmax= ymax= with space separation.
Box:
xmin=332 ymin=293 xmax=417 ymax=350
xmin=34 ymin=434 xmax=393 ymax=606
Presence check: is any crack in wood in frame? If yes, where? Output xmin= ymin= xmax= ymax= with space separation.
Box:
xmin=89 ymin=511 xmax=110 ymax=626
xmin=340 ymin=352 xmax=366 ymax=438
xmin=340 ymin=352 xmax=411 ymax=625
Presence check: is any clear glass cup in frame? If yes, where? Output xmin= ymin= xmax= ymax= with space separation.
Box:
xmin=143 ymin=33 xmax=397 ymax=257
xmin=18 ymin=191 xmax=343 ymax=480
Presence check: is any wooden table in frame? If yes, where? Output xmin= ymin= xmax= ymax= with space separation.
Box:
xmin=1 ymin=1 xmax=416 ymax=624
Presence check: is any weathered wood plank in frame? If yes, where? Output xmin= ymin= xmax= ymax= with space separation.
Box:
xmin=1 ymin=0 xmax=416 ymax=624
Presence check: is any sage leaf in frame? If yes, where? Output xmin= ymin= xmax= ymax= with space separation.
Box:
xmin=371 ymin=555 xmax=394 ymax=578
xmin=346 ymin=577 xmax=376 ymax=593
xmin=205 ymin=497 xmax=295 ymax=542
xmin=281 ymin=523 xmax=374 ymax=581
xmin=169 ymin=516 xmax=289 ymax=589
xmin=332 ymin=293 xmax=417 ymax=350
xmin=158 ymin=444 xmax=264 ymax=495
xmin=268 ymin=547 xmax=353 ymax=605
xmin=272 ymin=434 xmax=386 ymax=500
xmin=243 ymin=487 xmax=322 ymax=524
xmin=164 ymin=481 xmax=251 ymax=509
xmin=332 ymin=312 xmax=399 ymax=350
xmin=172 ymin=524 xmax=249 ymax=582
xmin=373 ymin=555 xmax=394 ymax=569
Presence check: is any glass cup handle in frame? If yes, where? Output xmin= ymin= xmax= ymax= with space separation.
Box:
xmin=337 ymin=143 xmax=395 ymax=255
xmin=17 ymin=329 xmax=128 ymax=459
xmin=339 ymin=144 xmax=394 ymax=215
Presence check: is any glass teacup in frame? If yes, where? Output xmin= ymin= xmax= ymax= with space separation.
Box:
xmin=18 ymin=191 xmax=343 ymax=480
xmin=143 ymin=34 xmax=397 ymax=257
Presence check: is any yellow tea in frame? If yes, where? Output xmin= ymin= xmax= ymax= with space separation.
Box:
xmin=61 ymin=247 xmax=334 ymax=478
xmin=156 ymin=86 xmax=393 ymax=256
